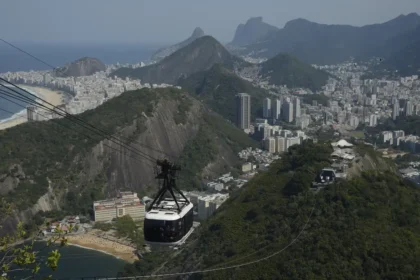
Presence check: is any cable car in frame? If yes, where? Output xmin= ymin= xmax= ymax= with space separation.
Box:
xmin=144 ymin=159 xmax=194 ymax=245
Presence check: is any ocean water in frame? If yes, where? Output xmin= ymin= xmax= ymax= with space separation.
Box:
xmin=0 ymin=86 xmax=37 ymax=121
xmin=0 ymin=42 xmax=161 ymax=73
xmin=7 ymin=242 xmax=128 ymax=280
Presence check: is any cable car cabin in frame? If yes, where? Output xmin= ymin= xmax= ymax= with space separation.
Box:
xmin=144 ymin=198 xmax=194 ymax=245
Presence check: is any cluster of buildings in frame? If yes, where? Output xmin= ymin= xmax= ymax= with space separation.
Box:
xmin=0 ymin=63 xmax=177 ymax=119
xmin=238 ymin=147 xmax=280 ymax=169
xmin=262 ymin=96 xmax=301 ymax=123
xmin=235 ymin=93 xmax=309 ymax=154
xmin=309 ymin=61 xmax=420 ymax=131
xmin=381 ymin=130 xmax=420 ymax=153
xmin=93 ymin=191 xmax=145 ymax=222
xmin=40 ymin=215 xmax=88 ymax=236
xmin=183 ymin=191 xmax=230 ymax=220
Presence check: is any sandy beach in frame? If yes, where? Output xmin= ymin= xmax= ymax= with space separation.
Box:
xmin=65 ymin=230 xmax=137 ymax=263
xmin=0 ymin=85 xmax=65 ymax=131
xmin=19 ymin=85 xmax=64 ymax=107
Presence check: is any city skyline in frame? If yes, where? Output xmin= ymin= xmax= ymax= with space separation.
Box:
xmin=1 ymin=0 xmax=419 ymax=44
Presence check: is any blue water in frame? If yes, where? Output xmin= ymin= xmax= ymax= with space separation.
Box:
xmin=0 ymin=86 xmax=37 ymax=121
xmin=7 ymin=242 xmax=128 ymax=280
xmin=0 ymin=42 xmax=162 ymax=73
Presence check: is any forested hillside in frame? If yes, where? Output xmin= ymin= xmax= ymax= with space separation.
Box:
xmin=121 ymin=142 xmax=420 ymax=279
xmin=0 ymin=87 xmax=255 ymax=233
xmin=178 ymin=64 xmax=269 ymax=123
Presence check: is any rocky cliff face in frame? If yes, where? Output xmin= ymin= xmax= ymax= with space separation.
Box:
xmin=54 ymin=57 xmax=106 ymax=77
xmin=230 ymin=17 xmax=278 ymax=46
xmin=89 ymin=98 xmax=202 ymax=194
xmin=0 ymin=90 xmax=202 ymax=233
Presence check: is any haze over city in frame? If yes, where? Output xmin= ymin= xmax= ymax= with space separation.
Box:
xmin=1 ymin=0 xmax=420 ymax=44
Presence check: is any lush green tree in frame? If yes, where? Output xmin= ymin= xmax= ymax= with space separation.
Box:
xmin=0 ymin=199 xmax=68 ymax=280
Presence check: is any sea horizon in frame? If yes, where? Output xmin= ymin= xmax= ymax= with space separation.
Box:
xmin=0 ymin=42 xmax=163 ymax=73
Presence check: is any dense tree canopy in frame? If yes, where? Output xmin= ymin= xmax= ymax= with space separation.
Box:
xmin=121 ymin=142 xmax=420 ymax=279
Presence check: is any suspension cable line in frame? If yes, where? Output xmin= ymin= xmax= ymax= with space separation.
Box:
xmin=0 ymin=83 xmax=158 ymax=164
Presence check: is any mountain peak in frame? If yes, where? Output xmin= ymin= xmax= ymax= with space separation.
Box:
xmin=231 ymin=16 xmax=279 ymax=46
xmin=54 ymin=57 xmax=105 ymax=77
xmin=246 ymin=16 xmax=263 ymax=23
xmin=284 ymin=18 xmax=314 ymax=29
xmin=191 ymin=27 xmax=205 ymax=38
xmin=151 ymin=27 xmax=206 ymax=61
xmin=114 ymin=35 xmax=244 ymax=85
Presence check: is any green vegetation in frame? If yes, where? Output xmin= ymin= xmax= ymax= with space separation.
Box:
xmin=368 ymin=115 xmax=420 ymax=136
xmin=93 ymin=222 xmax=113 ymax=231
xmin=0 ymin=87 xmax=187 ymax=214
xmin=115 ymin=215 xmax=144 ymax=248
xmin=302 ymin=93 xmax=329 ymax=106
xmin=349 ymin=130 xmax=365 ymax=139
xmin=260 ymin=53 xmax=329 ymax=91
xmin=122 ymin=141 xmax=420 ymax=279
xmin=178 ymin=64 xmax=269 ymax=123
xmin=177 ymin=111 xmax=258 ymax=190
xmin=1 ymin=199 xmax=68 ymax=279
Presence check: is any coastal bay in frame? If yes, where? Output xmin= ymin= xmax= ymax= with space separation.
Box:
xmin=0 ymin=85 xmax=65 ymax=130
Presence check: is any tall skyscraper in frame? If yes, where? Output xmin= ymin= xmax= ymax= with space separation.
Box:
xmin=369 ymin=114 xmax=377 ymax=127
xmin=405 ymin=100 xmax=413 ymax=116
xmin=271 ymin=99 xmax=281 ymax=120
xmin=282 ymin=101 xmax=294 ymax=123
xmin=263 ymin=98 xmax=271 ymax=119
xmin=293 ymin=98 xmax=301 ymax=120
xmin=392 ymin=102 xmax=399 ymax=120
xmin=236 ymin=93 xmax=251 ymax=130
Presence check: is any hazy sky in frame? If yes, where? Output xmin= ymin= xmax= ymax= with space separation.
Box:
xmin=1 ymin=0 xmax=420 ymax=45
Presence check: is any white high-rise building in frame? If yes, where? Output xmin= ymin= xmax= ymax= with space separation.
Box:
xmin=276 ymin=136 xmax=286 ymax=153
xmin=271 ymin=99 xmax=281 ymax=120
xmin=264 ymin=137 xmax=276 ymax=153
xmin=236 ymin=93 xmax=251 ymax=130
xmin=282 ymin=101 xmax=294 ymax=123
xmin=349 ymin=115 xmax=359 ymax=128
xmin=286 ymin=137 xmax=301 ymax=150
xmin=405 ymin=100 xmax=413 ymax=116
xmin=263 ymin=98 xmax=271 ymax=119
xmin=369 ymin=114 xmax=377 ymax=127
xmin=392 ymin=102 xmax=399 ymax=120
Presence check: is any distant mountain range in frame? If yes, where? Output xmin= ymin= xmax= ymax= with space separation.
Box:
xmin=229 ymin=17 xmax=279 ymax=46
xmin=230 ymin=13 xmax=420 ymax=66
xmin=113 ymin=35 xmax=328 ymax=90
xmin=150 ymin=27 xmax=205 ymax=61
xmin=238 ymin=53 xmax=329 ymax=91
xmin=54 ymin=57 xmax=106 ymax=77
xmin=377 ymin=25 xmax=420 ymax=75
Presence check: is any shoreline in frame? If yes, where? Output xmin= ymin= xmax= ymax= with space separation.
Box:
xmin=64 ymin=231 xmax=137 ymax=263
xmin=0 ymin=85 xmax=65 ymax=130
xmin=67 ymin=243 xmax=125 ymax=261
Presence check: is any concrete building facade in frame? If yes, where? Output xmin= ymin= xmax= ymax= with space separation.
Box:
xmin=93 ymin=192 xmax=145 ymax=222
xmin=236 ymin=93 xmax=251 ymax=130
